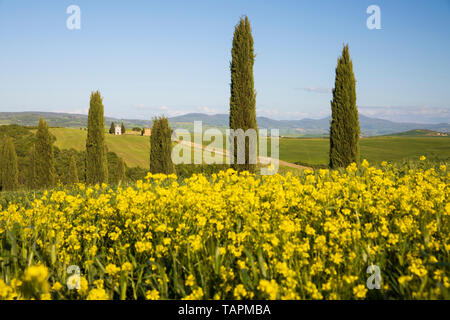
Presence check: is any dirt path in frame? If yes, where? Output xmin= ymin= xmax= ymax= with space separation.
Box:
xmin=175 ymin=139 xmax=312 ymax=170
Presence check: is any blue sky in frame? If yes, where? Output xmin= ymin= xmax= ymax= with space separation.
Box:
xmin=0 ymin=0 xmax=449 ymax=123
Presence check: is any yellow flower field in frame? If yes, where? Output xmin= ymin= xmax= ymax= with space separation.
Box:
xmin=0 ymin=160 xmax=449 ymax=300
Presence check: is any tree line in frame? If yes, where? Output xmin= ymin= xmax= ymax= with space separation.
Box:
xmin=0 ymin=113 xmax=129 ymax=191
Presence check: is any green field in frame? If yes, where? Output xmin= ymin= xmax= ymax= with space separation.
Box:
xmin=49 ymin=128 xmax=450 ymax=169
xmin=278 ymin=136 xmax=450 ymax=166
xmin=50 ymin=128 xmax=150 ymax=168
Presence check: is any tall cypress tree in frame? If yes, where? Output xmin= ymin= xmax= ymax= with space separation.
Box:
xmin=35 ymin=118 xmax=55 ymax=189
xmin=150 ymin=118 xmax=161 ymax=173
xmin=150 ymin=116 xmax=175 ymax=174
xmin=86 ymin=91 xmax=109 ymax=184
xmin=0 ymin=136 xmax=19 ymax=191
xmin=329 ymin=44 xmax=360 ymax=168
xmin=109 ymin=122 xmax=115 ymax=134
xmin=26 ymin=145 xmax=38 ymax=190
xmin=68 ymin=155 xmax=79 ymax=184
xmin=121 ymin=122 xmax=126 ymax=135
xmin=0 ymin=136 xmax=3 ymax=190
xmin=229 ymin=16 xmax=258 ymax=173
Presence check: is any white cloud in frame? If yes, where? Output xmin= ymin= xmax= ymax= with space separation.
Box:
xmin=257 ymin=108 xmax=329 ymax=120
xmin=296 ymin=87 xmax=332 ymax=94
xmin=256 ymin=108 xmax=280 ymax=117
xmin=55 ymin=108 xmax=88 ymax=115
xmin=196 ymin=106 xmax=220 ymax=114
xmin=157 ymin=106 xmax=188 ymax=117
xmin=284 ymin=111 xmax=312 ymax=119
xmin=129 ymin=104 xmax=190 ymax=117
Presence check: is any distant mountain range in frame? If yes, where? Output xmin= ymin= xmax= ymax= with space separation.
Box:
xmin=1 ymin=111 xmax=449 ymax=137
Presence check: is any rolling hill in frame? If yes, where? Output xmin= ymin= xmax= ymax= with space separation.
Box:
xmin=45 ymin=127 xmax=450 ymax=169
xmin=386 ymin=129 xmax=448 ymax=137
xmin=48 ymin=128 xmax=150 ymax=168
xmin=0 ymin=112 xmax=152 ymax=131
xmin=1 ymin=111 xmax=450 ymax=137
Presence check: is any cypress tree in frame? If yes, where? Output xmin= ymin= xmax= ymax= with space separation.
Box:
xmin=109 ymin=122 xmax=115 ymax=134
xmin=229 ymin=16 xmax=258 ymax=173
xmin=86 ymin=91 xmax=109 ymax=184
xmin=0 ymin=136 xmax=3 ymax=190
xmin=150 ymin=116 xmax=175 ymax=174
xmin=0 ymin=136 xmax=19 ymax=191
xmin=26 ymin=145 xmax=38 ymax=190
xmin=68 ymin=155 xmax=79 ymax=184
xmin=121 ymin=122 xmax=126 ymax=135
xmin=35 ymin=118 xmax=56 ymax=189
xmin=117 ymin=158 xmax=126 ymax=184
xmin=329 ymin=44 xmax=360 ymax=168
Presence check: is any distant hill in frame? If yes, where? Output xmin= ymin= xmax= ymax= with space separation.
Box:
xmin=0 ymin=112 xmax=152 ymax=130
xmin=1 ymin=111 xmax=449 ymax=137
xmin=386 ymin=129 xmax=449 ymax=137
xmin=169 ymin=113 xmax=450 ymax=136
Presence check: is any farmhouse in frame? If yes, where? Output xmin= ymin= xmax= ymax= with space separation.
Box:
xmin=142 ymin=128 xmax=151 ymax=136
xmin=114 ymin=125 xmax=122 ymax=135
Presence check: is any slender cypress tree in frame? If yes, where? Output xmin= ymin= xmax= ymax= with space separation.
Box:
xmin=35 ymin=118 xmax=56 ymax=189
xmin=150 ymin=116 xmax=175 ymax=174
xmin=0 ymin=136 xmax=19 ymax=191
xmin=86 ymin=91 xmax=109 ymax=184
xmin=109 ymin=122 xmax=115 ymax=134
xmin=150 ymin=118 xmax=161 ymax=173
xmin=68 ymin=155 xmax=79 ymax=184
xmin=329 ymin=44 xmax=360 ymax=168
xmin=117 ymin=158 xmax=126 ymax=184
xmin=229 ymin=16 xmax=258 ymax=173
xmin=121 ymin=122 xmax=126 ymax=135
xmin=0 ymin=136 xmax=3 ymax=190
xmin=26 ymin=145 xmax=38 ymax=190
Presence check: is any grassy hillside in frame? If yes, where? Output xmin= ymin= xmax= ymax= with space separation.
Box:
xmin=0 ymin=112 xmax=152 ymax=129
xmin=49 ymin=128 xmax=450 ymax=169
xmin=278 ymin=136 xmax=450 ymax=166
xmin=49 ymin=128 xmax=150 ymax=168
